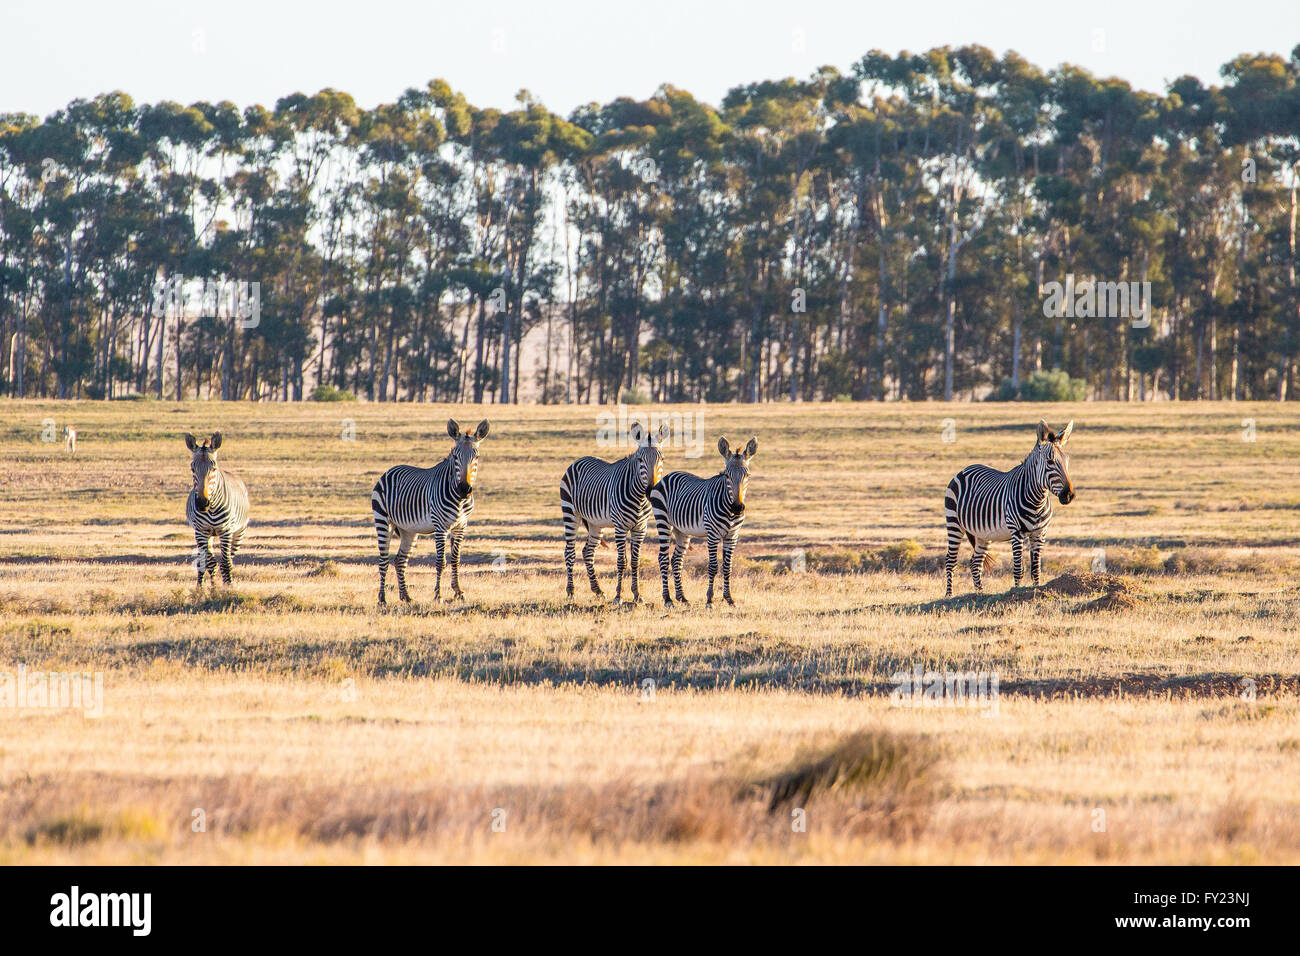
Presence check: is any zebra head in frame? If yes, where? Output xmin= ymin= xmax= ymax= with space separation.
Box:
xmin=1033 ymin=420 xmax=1075 ymax=505
xmin=718 ymin=436 xmax=757 ymax=514
xmin=446 ymin=419 xmax=490 ymax=497
xmin=628 ymin=420 xmax=669 ymax=492
xmin=185 ymin=431 xmax=223 ymax=511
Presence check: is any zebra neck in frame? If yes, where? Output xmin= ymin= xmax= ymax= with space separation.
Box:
xmin=711 ymin=478 xmax=741 ymax=515
xmin=206 ymin=471 xmax=229 ymax=509
xmin=442 ymin=462 xmax=469 ymax=500
xmin=1013 ymin=466 xmax=1050 ymax=512
xmin=621 ymin=458 xmax=649 ymax=495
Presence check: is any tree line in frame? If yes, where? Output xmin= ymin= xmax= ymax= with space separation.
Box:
xmin=1 ymin=45 xmax=1298 ymax=403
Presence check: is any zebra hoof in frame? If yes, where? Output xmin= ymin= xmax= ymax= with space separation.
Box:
xmin=723 ymin=596 xmax=735 ymax=607
xmin=399 ymin=592 xmax=412 ymax=604
xmin=662 ymin=597 xmax=673 ymax=607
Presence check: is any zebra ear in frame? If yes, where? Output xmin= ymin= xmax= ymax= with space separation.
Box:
xmin=656 ymin=421 xmax=669 ymax=443
xmin=744 ymin=436 xmax=758 ymax=459
xmin=629 ymin=421 xmax=644 ymax=443
xmin=447 ymin=419 xmax=460 ymax=439
xmin=1058 ymin=421 xmax=1074 ymax=445
xmin=717 ymin=436 xmax=731 ymax=458
xmin=184 ymin=433 xmax=197 ymax=452
xmin=210 ymin=432 xmax=222 ymax=450
xmin=474 ymin=420 xmax=490 ymax=441
xmin=1035 ymin=420 xmax=1050 ymax=444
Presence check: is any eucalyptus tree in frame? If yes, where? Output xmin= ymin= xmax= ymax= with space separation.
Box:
xmin=641 ymin=85 xmax=731 ymax=401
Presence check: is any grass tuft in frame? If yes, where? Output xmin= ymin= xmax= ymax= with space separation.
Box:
xmin=757 ymin=730 xmax=941 ymax=836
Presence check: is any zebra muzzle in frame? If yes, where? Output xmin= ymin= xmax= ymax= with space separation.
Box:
xmin=455 ymin=481 xmax=473 ymax=498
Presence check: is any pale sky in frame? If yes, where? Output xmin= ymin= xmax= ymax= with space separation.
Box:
xmin=2 ymin=0 xmax=1297 ymax=119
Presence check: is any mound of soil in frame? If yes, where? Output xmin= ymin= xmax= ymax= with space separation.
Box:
xmin=1042 ymin=570 xmax=1141 ymax=598
xmin=1082 ymin=591 xmax=1140 ymax=611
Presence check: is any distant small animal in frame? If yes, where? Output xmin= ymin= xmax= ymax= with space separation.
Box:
xmin=943 ymin=420 xmax=1075 ymax=597
xmin=63 ymin=426 xmax=76 ymax=454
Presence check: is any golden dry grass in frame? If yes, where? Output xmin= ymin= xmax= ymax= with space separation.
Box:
xmin=0 ymin=399 xmax=1297 ymax=863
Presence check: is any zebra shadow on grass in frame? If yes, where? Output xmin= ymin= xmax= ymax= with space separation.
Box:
xmin=914 ymin=570 xmax=1145 ymax=614
xmin=914 ymin=587 xmax=1046 ymax=614
xmin=376 ymin=598 xmax=692 ymax=618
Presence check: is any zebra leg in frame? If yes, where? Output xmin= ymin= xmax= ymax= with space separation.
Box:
xmin=655 ymin=514 xmax=674 ymax=606
xmin=564 ymin=535 xmax=578 ymax=601
xmin=228 ymin=529 xmax=245 ymax=587
xmin=1030 ymin=533 xmax=1045 ymax=587
xmin=582 ymin=533 xmax=603 ymax=598
xmin=628 ymin=527 xmax=645 ymax=603
xmin=374 ymin=509 xmax=392 ymax=605
xmin=218 ymin=532 xmax=234 ymax=586
xmin=1010 ymin=530 xmax=1024 ymax=588
xmin=671 ymin=535 xmax=689 ymax=604
xmin=944 ymin=519 xmax=963 ymax=598
xmin=448 ymin=527 xmax=465 ymax=600
xmin=395 ymin=530 xmax=416 ymax=603
xmin=613 ymin=528 xmax=629 ymax=603
xmin=377 ymin=533 xmax=392 ymax=605
xmin=193 ymin=531 xmax=209 ymax=589
xmin=206 ymin=541 xmax=218 ymax=588
xmin=705 ymin=535 xmax=720 ymax=606
xmin=970 ymin=539 xmax=989 ymax=592
xmin=428 ymin=530 xmax=445 ymax=602
xmin=721 ymin=535 xmax=737 ymax=606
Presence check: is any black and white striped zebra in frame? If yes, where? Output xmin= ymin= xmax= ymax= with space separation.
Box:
xmin=371 ymin=419 xmax=490 ymax=605
xmin=651 ymin=436 xmax=757 ymax=607
xmin=185 ymin=432 xmax=250 ymax=588
xmin=944 ymin=420 xmax=1075 ymax=597
xmin=560 ymin=421 xmax=668 ymax=603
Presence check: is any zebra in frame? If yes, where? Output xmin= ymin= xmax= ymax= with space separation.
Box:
xmin=943 ymin=420 xmax=1075 ymax=597
xmin=651 ymin=435 xmax=757 ymax=607
xmin=185 ymin=432 xmax=250 ymax=588
xmin=371 ymin=418 xmax=490 ymax=605
xmin=560 ymin=420 xmax=668 ymax=603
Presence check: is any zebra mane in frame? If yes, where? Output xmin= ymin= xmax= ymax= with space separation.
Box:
xmin=1021 ymin=442 xmax=1048 ymax=469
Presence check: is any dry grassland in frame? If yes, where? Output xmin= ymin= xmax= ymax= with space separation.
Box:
xmin=0 ymin=399 xmax=1296 ymax=863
